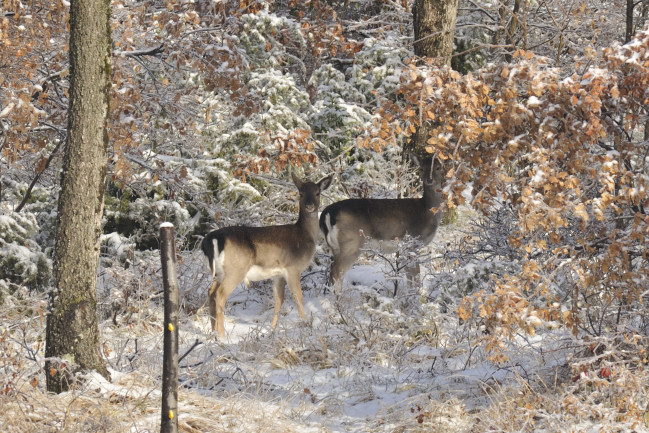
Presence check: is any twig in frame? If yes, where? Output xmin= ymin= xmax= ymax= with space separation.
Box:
xmin=114 ymin=44 xmax=165 ymax=58
xmin=178 ymin=338 xmax=202 ymax=364
xmin=15 ymin=123 xmax=66 ymax=212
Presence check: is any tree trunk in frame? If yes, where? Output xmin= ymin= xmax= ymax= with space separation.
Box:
xmin=160 ymin=224 xmax=179 ymax=433
xmin=45 ymin=0 xmax=112 ymax=393
xmin=410 ymin=0 xmax=459 ymax=155
xmin=626 ymin=0 xmax=635 ymax=43
xmin=505 ymin=0 xmax=522 ymax=62
xmin=412 ymin=0 xmax=459 ymax=64
xmin=490 ymin=0 xmax=523 ymax=62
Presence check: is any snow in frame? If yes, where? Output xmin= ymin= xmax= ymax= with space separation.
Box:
xmin=530 ymin=168 xmax=545 ymax=186
xmin=0 ymin=103 xmax=15 ymax=118
xmin=527 ymin=95 xmax=541 ymax=108
xmin=0 ymin=202 xmax=638 ymax=432
xmin=461 ymin=181 xmax=474 ymax=202
xmin=4 ymin=2 xmax=649 ymax=430
xmin=91 ymin=229 xmax=565 ymax=431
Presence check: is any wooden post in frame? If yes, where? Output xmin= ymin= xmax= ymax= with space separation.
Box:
xmin=160 ymin=223 xmax=179 ymax=433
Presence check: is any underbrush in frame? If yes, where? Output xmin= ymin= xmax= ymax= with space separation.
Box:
xmin=2 ymin=231 xmax=649 ymax=432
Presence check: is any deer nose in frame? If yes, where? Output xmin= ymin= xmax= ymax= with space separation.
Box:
xmin=304 ymin=204 xmax=317 ymax=213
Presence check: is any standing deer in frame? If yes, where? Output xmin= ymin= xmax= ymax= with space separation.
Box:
xmin=319 ymin=156 xmax=443 ymax=291
xmin=201 ymin=172 xmax=333 ymax=338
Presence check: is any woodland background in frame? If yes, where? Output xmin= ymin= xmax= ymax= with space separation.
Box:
xmin=2 ymin=0 xmax=649 ymax=431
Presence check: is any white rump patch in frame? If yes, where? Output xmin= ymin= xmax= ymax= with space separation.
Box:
xmin=210 ymin=238 xmax=225 ymax=280
xmin=324 ymin=213 xmax=340 ymax=254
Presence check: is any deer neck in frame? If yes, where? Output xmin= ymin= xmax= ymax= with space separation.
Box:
xmin=422 ymin=182 xmax=442 ymax=212
xmin=296 ymin=208 xmax=319 ymax=241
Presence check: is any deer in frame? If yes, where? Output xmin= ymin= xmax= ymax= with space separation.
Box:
xmin=201 ymin=171 xmax=334 ymax=338
xmin=319 ymin=156 xmax=443 ymax=292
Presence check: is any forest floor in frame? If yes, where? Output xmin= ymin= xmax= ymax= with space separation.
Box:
xmin=1 ymin=209 xmax=646 ymax=432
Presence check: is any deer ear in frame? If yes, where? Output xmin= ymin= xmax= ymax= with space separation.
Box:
xmin=291 ymin=170 xmax=303 ymax=189
xmin=318 ymin=174 xmax=334 ymax=191
xmin=408 ymin=152 xmax=420 ymax=167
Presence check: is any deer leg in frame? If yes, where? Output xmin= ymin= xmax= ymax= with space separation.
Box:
xmin=286 ymin=272 xmax=306 ymax=320
xmin=212 ymin=275 xmax=242 ymax=338
xmin=208 ymin=278 xmax=220 ymax=331
xmin=271 ymin=277 xmax=286 ymax=328
xmin=329 ymin=238 xmax=362 ymax=293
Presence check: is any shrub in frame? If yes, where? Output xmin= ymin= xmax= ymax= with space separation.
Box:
xmin=0 ymin=210 xmax=52 ymax=294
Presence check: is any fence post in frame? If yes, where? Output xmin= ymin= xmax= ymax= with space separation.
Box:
xmin=159 ymin=223 xmax=178 ymax=433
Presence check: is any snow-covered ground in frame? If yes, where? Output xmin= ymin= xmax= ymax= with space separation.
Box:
xmin=2 ymin=212 xmax=642 ymax=432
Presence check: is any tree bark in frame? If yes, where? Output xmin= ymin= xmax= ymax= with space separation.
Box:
xmin=505 ymin=0 xmax=522 ymax=62
xmin=490 ymin=0 xmax=523 ymax=62
xmin=410 ymin=0 xmax=459 ymax=155
xmin=412 ymin=0 xmax=459 ymax=65
xmin=160 ymin=224 xmax=179 ymax=433
xmin=626 ymin=0 xmax=635 ymax=43
xmin=45 ymin=0 xmax=112 ymax=393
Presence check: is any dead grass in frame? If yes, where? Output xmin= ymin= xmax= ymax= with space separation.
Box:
xmin=0 ymin=367 xmax=329 ymax=433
